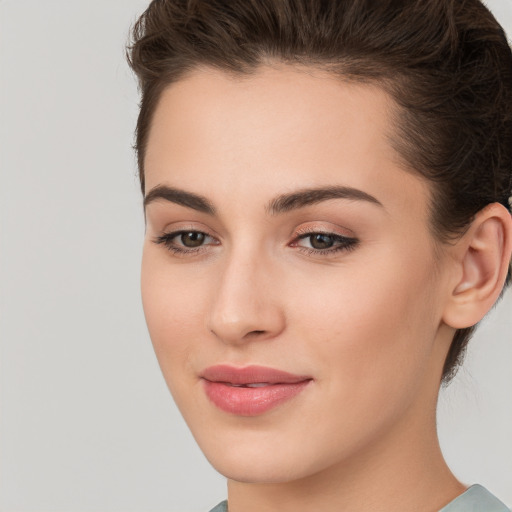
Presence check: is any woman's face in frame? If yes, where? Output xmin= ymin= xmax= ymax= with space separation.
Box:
xmin=141 ymin=64 xmax=456 ymax=483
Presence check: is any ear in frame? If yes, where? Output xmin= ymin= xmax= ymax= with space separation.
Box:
xmin=442 ymin=203 xmax=512 ymax=329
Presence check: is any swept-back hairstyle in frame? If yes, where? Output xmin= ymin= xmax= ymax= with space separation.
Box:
xmin=126 ymin=0 xmax=512 ymax=383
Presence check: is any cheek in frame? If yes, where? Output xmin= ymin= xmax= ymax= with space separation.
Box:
xmin=287 ymin=247 xmax=439 ymax=403
xmin=272 ymin=253 xmax=440 ymax=468
xmin=140 ymin=247 xmax=209 ymax=381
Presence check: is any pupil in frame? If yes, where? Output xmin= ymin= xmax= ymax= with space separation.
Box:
xmin=310 ymin=234 xmax=334 ymax=249
xmin=181 ymin=232 xmax=205 ymax=247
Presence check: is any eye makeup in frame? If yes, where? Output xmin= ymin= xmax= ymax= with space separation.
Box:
xmin=291 ymin=230 xmax=359 ymax=256
xmin=153 ymin=230 xmax=219 ymax=255
xmin=152 ymin=227 xmax=359 ymax=258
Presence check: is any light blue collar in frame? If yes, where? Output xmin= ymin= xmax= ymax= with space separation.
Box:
xmin=439 ymin=484 xmax=509 ymax=512
xmin=208 ymin=483 xmax=510 ymax=512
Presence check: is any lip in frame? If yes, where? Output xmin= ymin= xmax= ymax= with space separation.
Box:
xmin=200 ymin=365 xmax=313 ymax=416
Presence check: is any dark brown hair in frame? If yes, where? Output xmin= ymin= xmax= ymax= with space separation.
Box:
xmin=126 ymin=0 xmax=512 ymax=383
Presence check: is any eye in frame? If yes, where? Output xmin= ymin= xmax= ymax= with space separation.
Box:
xmin=178 ymin=231 xmax=207 ymax=247
xmin=153 ymin=230 xmax=218 ymax=254
xmin=306 ymin=233 xmax=337 ymax=250
xmin=292 ymin=231 xmax=358 ymax=255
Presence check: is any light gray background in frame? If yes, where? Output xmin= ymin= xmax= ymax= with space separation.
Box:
xmin=0 ymin=1 xmax=510 ymax=511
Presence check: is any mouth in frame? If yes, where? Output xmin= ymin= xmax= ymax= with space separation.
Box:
xmin=222 ymin=382 xmax=274 ymax=388
xmin=200 ymin=365 xmax=313 ymax=416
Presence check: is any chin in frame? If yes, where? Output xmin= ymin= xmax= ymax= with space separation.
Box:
xmin=195 ymin=428 xmax=340 ymax=484
xmin=208 ymin=453 xmax=315 ymax=484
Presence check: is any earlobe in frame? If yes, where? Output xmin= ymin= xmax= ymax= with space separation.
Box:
xmin=443 ymin=203 xmax=512 ymax=329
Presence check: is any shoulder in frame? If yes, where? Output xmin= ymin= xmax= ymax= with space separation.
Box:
xmin=208 ymin=500 xmax=228 ymax=512
xmin=439 ymin=484 xmax=510 ymax=512
xmin=206 ymin=488 xmax=510 ymax=512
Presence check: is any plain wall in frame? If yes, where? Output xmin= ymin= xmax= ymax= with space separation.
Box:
xmin=0 ymin=1 xmax=510 ymax=510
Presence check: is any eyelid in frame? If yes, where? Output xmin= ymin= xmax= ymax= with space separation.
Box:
xmin=151 ymin=222 xmax=359 ymax=258
xmin=289 ymin=224 xmax=359 ymax=256
xmin=158 ymin=221 xmax=220 ymax=237
xmin=152 ymin=225 xmax=220 ymax=256
xmin=290 ymin=230 xmax=357 ymax=246
xmin=169 ymin=230 xmax=216 ymax=246
xmin=293 ymin=223 xmax=355 ymax=238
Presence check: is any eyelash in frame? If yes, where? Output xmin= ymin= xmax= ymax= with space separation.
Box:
xmin=293 ymin=231 xmax=359 ymax=255
xmin=153 ymin=230 xmax=359 ymax=257
xmin=153 ymin=230 xmax=216 ymax=255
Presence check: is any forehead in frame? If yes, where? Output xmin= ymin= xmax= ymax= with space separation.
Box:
xmin=146 ymin=64 xmax=396 ymax=175
xmin=144 ymin=64 xmax=431 ymax=225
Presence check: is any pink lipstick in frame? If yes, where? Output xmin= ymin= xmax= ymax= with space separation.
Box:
xmin=200 ymin=365 xmax=312 ymax=416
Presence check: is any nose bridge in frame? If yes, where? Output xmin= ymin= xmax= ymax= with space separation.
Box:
xmin=207 ymin=242 xmax=284 ymax=344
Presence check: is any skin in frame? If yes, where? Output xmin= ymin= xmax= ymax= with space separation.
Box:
xmin=140 ymin=64 xmax=511 ymax=512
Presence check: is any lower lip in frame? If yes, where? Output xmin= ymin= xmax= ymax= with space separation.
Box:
xmin=202 ymin=380 xmax=311 ymax=416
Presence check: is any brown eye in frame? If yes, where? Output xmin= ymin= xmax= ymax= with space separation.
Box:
xmin=154 ymin=229 xmax=218 ymax=255
xmin=309 ymin=233 xmax=335 ymax=249
xmin=180 ymin=231 xmax=206 ymax=247
xmin=293 ymin=231 xmax=359 ymax=255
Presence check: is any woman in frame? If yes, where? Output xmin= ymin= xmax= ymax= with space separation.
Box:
xmin=127 ymin=0 xmax=512 ymax=510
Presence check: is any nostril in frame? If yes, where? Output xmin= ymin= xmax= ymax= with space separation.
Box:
xmin=244 ymin=330 xmax=266 ymax=339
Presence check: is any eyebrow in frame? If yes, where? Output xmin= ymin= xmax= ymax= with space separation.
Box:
xmin=144 ymin=185 xmax=216 ymax=214
xmin=143 ymin=184 xmax=383 ymax=215
xmin=266 ymin=185 xmax=384 ymax=214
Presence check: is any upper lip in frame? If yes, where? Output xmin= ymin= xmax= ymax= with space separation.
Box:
xmin=200 ymin=365 xmax=312 ymax=385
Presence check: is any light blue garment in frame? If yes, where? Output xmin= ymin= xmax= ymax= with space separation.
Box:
xmin=440 ymin=484 xmax=510 ymax=512
xmin=208 ymin=484 xmax=510 ymax=512
xmin=208 ymin=501 xmax=227 ymax=512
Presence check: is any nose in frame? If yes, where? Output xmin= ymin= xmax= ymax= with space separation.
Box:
xmin=206 ymin=250 xmax=286 ymax=345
